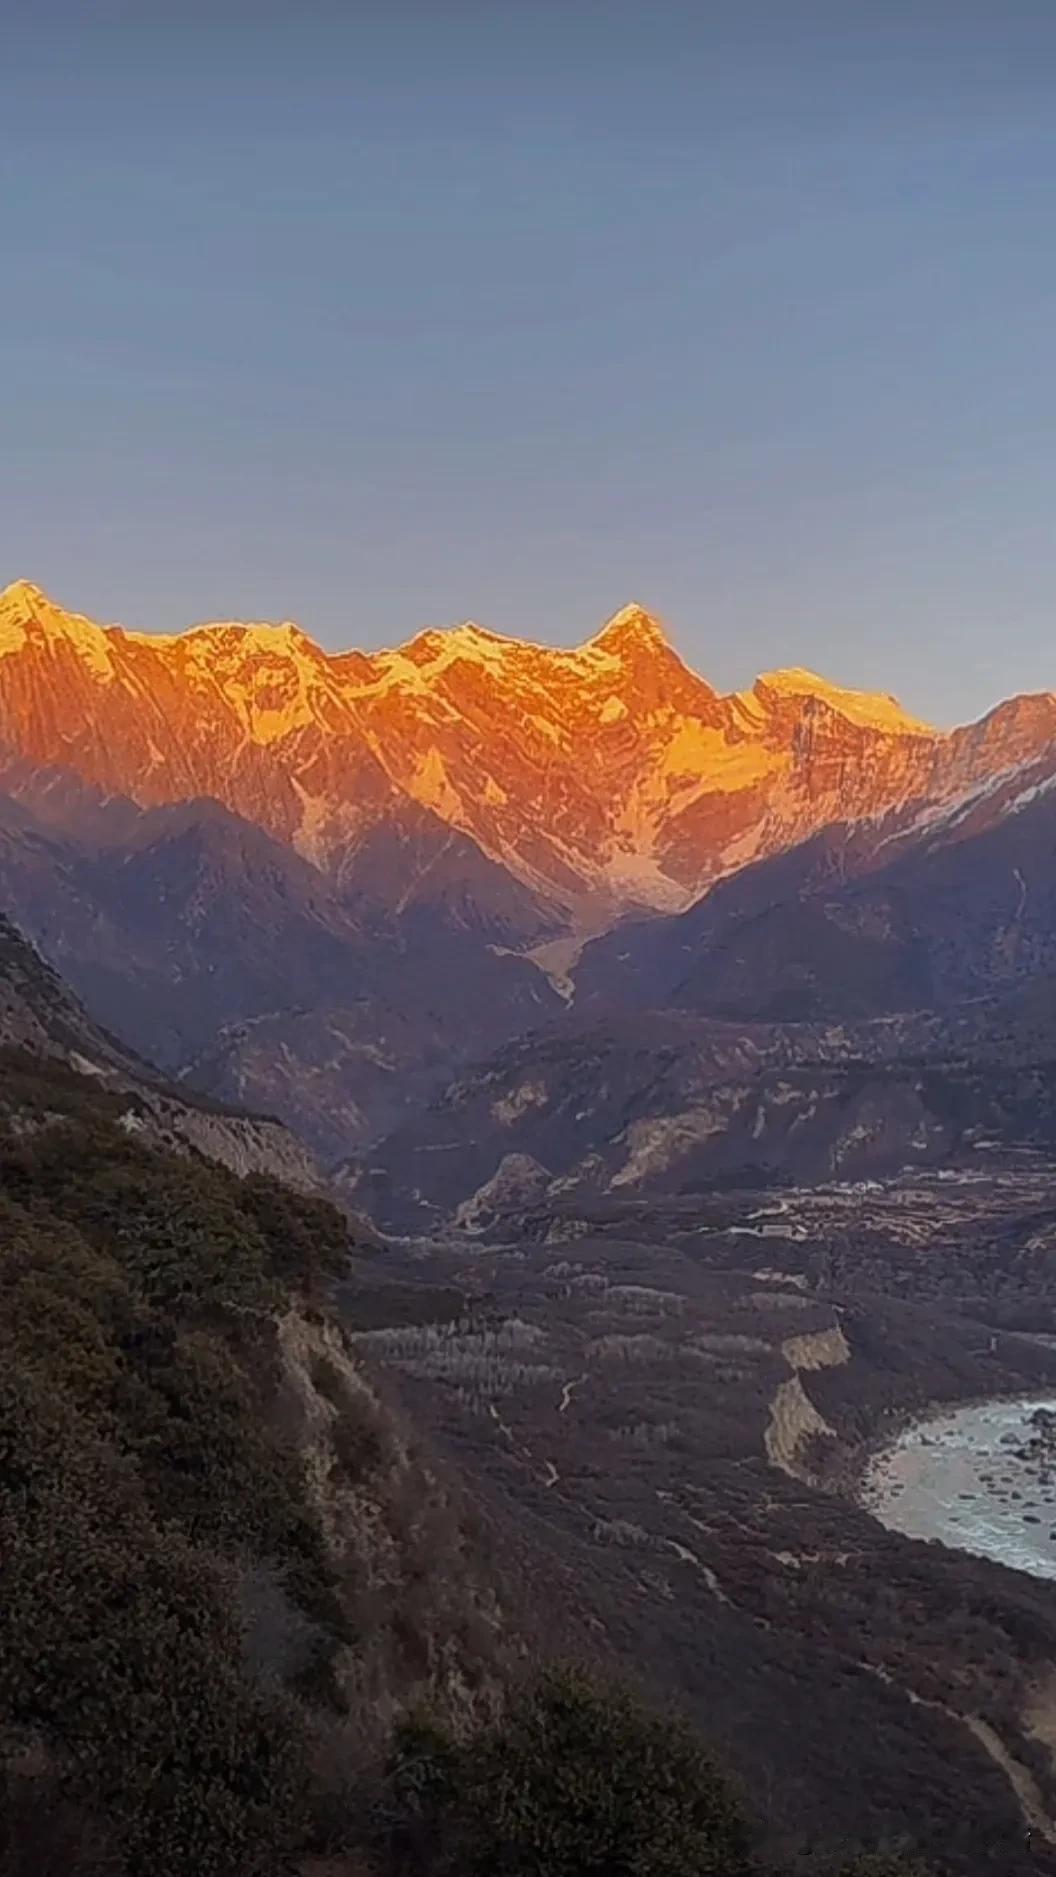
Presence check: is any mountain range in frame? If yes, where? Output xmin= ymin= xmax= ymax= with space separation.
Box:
xmin=5 ymin=577 xmax=1056 ymax=923
xmin=2 ymin=576 xmax=1056 ymax=1163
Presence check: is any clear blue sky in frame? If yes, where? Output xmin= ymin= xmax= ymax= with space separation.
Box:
xmin=4 ymin=1 xmax=1056 ymax=724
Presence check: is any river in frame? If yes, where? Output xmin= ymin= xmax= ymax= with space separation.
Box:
xmin=864 ymin=1397 xmax=1056 ymax=1581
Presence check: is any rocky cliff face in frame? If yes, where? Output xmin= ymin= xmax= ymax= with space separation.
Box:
xmin=0 ymin=912 xmax=324 ymax=1190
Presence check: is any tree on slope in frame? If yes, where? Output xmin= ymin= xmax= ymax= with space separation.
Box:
xmin=384 ymin=1666 xmax=751 ymax=1876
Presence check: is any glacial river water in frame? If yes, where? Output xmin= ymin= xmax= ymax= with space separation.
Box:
xmin=864 ymin=1398 xmax=1056 ymax=1582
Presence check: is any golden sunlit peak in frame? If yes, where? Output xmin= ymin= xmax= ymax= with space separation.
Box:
xmin=756 ymin=666 xmax=933 ymax=736
xmin=0 ymin=580 xmax=116 ymax=674
xmin=0 ymin=578 xmax=53 ymax=610
xmin=184 ymin=618 xmax=312 ymax=647
xmin=591 ymin=602 xmax=670 ymax=648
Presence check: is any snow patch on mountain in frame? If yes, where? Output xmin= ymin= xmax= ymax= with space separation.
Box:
xmin=757 ymin=668 xmax=932 ymax=736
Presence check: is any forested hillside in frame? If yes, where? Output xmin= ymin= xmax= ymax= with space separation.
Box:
xmin=0 ymin=1044 xmax=519 ymax=1874
xmin=0 ymin=1039 xmax=933 ymax=1877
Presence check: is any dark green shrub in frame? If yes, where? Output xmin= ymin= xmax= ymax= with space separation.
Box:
xmin=0 ymin=1054 xmax=365 ymax=1874
xmin=382 ymin=1668 xmax=751 ymax=1876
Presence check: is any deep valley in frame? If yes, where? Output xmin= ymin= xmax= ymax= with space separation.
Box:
xmin=347 ymin=1153 xmax=1056 ymax=1872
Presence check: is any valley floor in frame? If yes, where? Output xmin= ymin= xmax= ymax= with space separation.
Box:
xmin=340 ymin=1154 xmax=1056 ymax=1875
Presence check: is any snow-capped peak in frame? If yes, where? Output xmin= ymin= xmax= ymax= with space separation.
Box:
xmin=591 ymin=602 xmax=671 ymax=650
xmin=0 ymin=580 xmax=115 ymax=674
xmin=0 ymin=578 xmax=51 ymax=610
xmin=755 ymin=667 xmax=933 ymax=737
